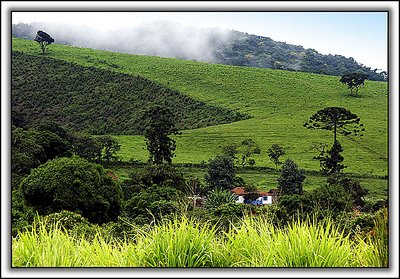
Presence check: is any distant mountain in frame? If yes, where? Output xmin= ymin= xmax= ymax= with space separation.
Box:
xmin=12 ymin=22 xmax=387 ymax=81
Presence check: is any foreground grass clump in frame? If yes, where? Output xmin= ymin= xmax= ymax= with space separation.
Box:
xmin=12 ymin=214 xmax=387 ymax=267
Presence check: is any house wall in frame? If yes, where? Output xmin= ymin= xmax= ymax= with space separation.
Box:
xmin=235 ymin=195 xmax=273 ymax=205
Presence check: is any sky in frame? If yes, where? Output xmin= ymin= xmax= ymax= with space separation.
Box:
xmin=12 ymin=11 xmax=388 ymax=72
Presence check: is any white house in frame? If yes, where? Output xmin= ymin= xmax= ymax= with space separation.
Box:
xmin=231 ymin=187 xmax=279 ymax=205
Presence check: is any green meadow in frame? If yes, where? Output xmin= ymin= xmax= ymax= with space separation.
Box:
xmin=11 ymin=37 xmax=390 ymax=269
xmin=12 ymin=37 xmax=388 ymax=191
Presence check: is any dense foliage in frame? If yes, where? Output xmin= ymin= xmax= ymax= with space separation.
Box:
xmin=204 ymin=154 xmax=236 ymax=191
xmin=278 ymin=158 xmax=306 ymax=195
xmin=11 ymin=51 xmax=250 ymax=135
xmin=20 ymin=156 xmax=123 ymax=223
xmin=214 ymin=31 xmax=387 ymax=81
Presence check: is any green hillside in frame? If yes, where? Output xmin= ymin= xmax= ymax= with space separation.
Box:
xmin=12 ymin=51 xmax=249 ymax=134
xmin=12 ymin=38 xmax=388 ymax=176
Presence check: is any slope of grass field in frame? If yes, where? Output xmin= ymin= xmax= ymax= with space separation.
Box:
xmin=12 ymin=51 xmax=249 ymax=134
xmin=12 ymin=38 xmax=388 ymax=176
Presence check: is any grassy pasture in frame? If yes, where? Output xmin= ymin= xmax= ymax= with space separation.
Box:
xmin=12 ymin=38 xmax=388 ymax=176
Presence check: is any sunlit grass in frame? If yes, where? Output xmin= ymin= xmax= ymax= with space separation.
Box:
xmin=12 ymin=214 xmax=387 ymax=267
xmin=12 ymin=37 xmax=388 ymax=176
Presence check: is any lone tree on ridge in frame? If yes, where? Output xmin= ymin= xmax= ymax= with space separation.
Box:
xmin=34 ymin=30 xmax=54 ymax=54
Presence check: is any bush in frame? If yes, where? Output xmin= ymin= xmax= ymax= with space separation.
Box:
xmin=204 ymin=188 xmax=236 ymax=210
xmin=123 ymin=164 xmax=186 ymax=198
xmin=308 ymin=184 xmax=353 ymax=217
xmin=12 ymin=189 xmax=35 ymax=236
xmin=20 ymin=156 xmax=123 ymax=223
xmin=363 ymin=198 xmax=388 ymax=213
xmin=123 ymin=185 xmax=182 ymax=223
xmin=41 ymin=210 xmax=90 ymax=231
xmin=277 ymin=194 xmax=312 ymax=217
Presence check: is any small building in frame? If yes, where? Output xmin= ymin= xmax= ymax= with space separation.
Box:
xmin=231 ymin=187 xmax=279 ymax=205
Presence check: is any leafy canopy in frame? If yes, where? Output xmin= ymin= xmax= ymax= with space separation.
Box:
xmin=142 ymin=105 xmax=180 ymax=165
xmin=304 ymin=107 xmax=364 ymax=144
xmin=278 ymin=158 xmax=306 ymax=196
xmin=34 ymin=30 xmax=54 ymax=54
xmin=20 ymin=156 xmax=123 ymax=223
xmin=339 ymin=73 xmax=368 ymax=96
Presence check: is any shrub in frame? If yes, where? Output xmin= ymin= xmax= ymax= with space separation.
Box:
xmin=20 ymin=156 xmax=123 ymax=223
xmin=327 ymin=173 xmax=368 ymax=207
xmin=12 ymin=189 xmax=35 ymax=236
xmin=204 ymin=188 xmax=236 ymax=210
xmin=123 ymin=164 xmax=186 ymax=198
xmin=123 ymin=185 xmax=182 ymax=223
xmin=308 ymin=184 xmax=353 ymax=217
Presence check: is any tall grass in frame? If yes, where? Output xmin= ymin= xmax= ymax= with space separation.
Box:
xmin=12 ymin=214 xmax=387 ymax=267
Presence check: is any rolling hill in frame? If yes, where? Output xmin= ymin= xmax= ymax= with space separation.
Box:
xmin=12 ymin=37 xmax=388 ymax=176
xmin=12 ymin=51 xmax=249 ymax=134
xmin=12 ymin=22 xmax=386 ymax=81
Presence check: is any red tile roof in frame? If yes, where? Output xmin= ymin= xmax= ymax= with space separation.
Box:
xmin=231 ymin=187 xmax=270 ymax=196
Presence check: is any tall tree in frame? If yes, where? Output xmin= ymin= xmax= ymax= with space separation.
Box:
xmin=143 ymin=105 xmax=180 ymax=165
xmin=205 ymin=154 xmax=236 ymax=191
xmin=339 ymin=73 xmax=368 ymax=96
xmin=267 ymin=144 xmax=286 ymax=170
xmin=304 ymin=107 xmax=364 ymax=145
xmin=278 ymin=158 xmax=306 ymax=195
xmin=34 ymin=30 xmax=54 ymax=54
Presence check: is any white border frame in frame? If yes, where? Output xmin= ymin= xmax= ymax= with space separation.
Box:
xmin=1 ymin=1 xmax=398 ymax=278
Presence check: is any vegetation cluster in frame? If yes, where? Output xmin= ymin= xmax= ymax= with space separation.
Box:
xmin=10 ymin=35 xmax=389 ymax=268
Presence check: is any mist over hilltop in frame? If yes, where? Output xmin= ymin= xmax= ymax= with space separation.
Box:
xmin=12 ymin=21 xmax=386 ymax=81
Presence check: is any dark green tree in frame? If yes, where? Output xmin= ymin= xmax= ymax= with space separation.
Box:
xmin=123 ymin=185 xmax=182 ymax=222
xmin=278 ymin=158 xmax=306 ymax=195
xmin=71 ymin=133 xmax=102 ymax=163
xmin=122 ymin=164 xmax=187 ymax=200
xmin=11 ymin=126 xmax=72 ymax=189
xmin=142 ymin=106 xmax=180 ymax=165
xmin=205 ymin=154 xmax=236 ymax=191
xmin=20 ymin=156 xmax=123 ymax=223
xmin=34 ymin=30 xmax=54 ymax=54
xmin=339 ymin=73 xmax=368 ymax=96
xmin=327 ymin=173 xmax=369 ymax=207
xmin=320 ymin=140 xmax=346 ymax=174
xmin=304 ymin=107 xmax=364 ymax=145
xmin=267 ymin=144 xmax=286 ymax=169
